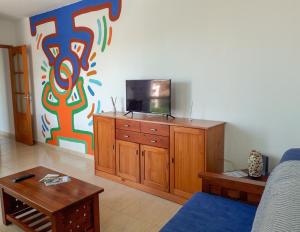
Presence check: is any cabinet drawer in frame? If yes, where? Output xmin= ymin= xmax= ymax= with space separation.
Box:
xmin=116 ymin=129 xmax=141 ymax=143
xmin=116 ymin=119 xmax=140 ymax=132
xmin=140 ymin=133 xmax=169 ymax=149
xmin=141 ymin=122 xmax=169 ymax=137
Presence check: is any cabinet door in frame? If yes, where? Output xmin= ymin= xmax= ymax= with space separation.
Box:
xmin=94 ymin=117 xmax=116 ymax=174
xmin=141 ymin=145 xmax=169 ymax=192
xmin=116 ymin=140 xmax=140 ymax=182
xmin=170 ymin=126 xmax=205 ymax=198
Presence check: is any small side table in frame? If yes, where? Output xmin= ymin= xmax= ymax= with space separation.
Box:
xmin=241 ymin=169 xmax=269 ymax=182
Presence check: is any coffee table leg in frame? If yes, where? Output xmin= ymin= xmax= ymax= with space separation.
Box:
xmin=51 ymin=212 xmax=64 ymax=232
xmin=93 ymin=194 xmax=100 ymax=232
xmin=51 ymin=195 xmax=100 ymax=232
xmin=0 ymin=188 xmax=12 ymax=225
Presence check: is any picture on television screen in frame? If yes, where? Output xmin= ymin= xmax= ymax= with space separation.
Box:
xmin=126 ymin=79 xmax=171 ymax=114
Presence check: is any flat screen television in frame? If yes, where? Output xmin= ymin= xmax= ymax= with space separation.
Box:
xmin=126 ymin=79 xmax=171 ymax=114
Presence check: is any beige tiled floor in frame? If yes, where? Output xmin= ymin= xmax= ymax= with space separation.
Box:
xmin=0 ymin=135 xmax=181 ymax=232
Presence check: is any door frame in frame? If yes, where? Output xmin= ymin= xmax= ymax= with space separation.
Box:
xmin=0 ymin=44 xmax=34 ymax=145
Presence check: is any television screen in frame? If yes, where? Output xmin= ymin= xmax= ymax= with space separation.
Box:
xmin=126 ymin=79 xmax=171 ymax=114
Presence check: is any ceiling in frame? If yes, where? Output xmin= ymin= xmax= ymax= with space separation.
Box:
xmin=0 ymin=0 xmax=80 ymax=19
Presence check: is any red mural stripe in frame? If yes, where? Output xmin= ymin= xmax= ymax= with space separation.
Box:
xmin=87 ymin=103 xmax=95 ymax=119
xmin=87 ymin=70 xmax=97 ymax=76
xmin=37 ymin=33 xmax=43 ymax=50
xmin=107 ymin=26 xmax=113 ymax=46
xmin=89 ymin=52 xmax=96 ymax=61
xmin=44 ymin=114 xmax=50 ymax=125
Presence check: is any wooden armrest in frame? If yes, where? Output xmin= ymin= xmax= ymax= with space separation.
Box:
xmin=199 ymin=172 xmax=266 ymax=205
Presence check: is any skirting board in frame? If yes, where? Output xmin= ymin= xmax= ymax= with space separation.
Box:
xmin=95 ymin=169 xmax=187 ymax=205
xmin=0 ymin=131 xmax=14 ymax=139
xmin=35 ymin=140 xmax=95 ymax=161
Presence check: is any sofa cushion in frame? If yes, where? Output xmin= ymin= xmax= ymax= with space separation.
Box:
xmin=280 ymin=148 xmax=300 ymax=163
xmin=161 ymin=192 xmax=257 ymax=232
xmin=251 ymin=160 xmax=300 ymax=232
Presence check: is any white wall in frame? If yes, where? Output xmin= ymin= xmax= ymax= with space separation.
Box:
xmin=0 ymin=17 xmax=17 ymax=45
xmin=0 ymin=17 xmax=17 ymax=134
xmin=17 ymin=0 xmax=300 ymax=169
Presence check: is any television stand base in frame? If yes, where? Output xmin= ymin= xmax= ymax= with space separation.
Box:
xmin=123 ymin=111 xmax=133 ymax=117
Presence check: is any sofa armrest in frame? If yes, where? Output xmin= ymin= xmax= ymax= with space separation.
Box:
xmin=199 ymin=172 xmax=266 ymax=205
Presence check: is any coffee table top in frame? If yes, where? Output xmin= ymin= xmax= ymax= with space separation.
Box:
xmin=0 ymin=166 xmax=104 ymax=214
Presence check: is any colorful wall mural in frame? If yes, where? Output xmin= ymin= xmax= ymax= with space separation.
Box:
xmin=30 ymin=0 xmax=122 ymax=154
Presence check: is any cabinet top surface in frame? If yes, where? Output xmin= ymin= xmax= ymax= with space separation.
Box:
xmin=94 ymin=112 xmax=225 ymax=129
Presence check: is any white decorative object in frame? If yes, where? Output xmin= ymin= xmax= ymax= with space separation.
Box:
xmin=111 ymin=96 xmax=117 ymax=113
xmin=248 ymin=150 xmax=263 ymax=177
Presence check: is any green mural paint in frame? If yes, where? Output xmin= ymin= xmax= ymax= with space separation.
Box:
xmin=101 ymin=16 xmax=107 ymax=52
xmin=97 ymin=18 xmax=102 ymax=45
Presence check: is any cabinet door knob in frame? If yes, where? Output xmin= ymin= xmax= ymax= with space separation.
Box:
xmin=150 ymin=128 xmax=157 ymax=132
xmin=124 ymin=124 xmax=129 ymax=127
xmin=124 ymin=135 xmax=129 ymax=138
xmin=136 ymin=150 xmax=139 ymax=155
xmin=150 ymin=140 xmax=157 ymax=143
xmin=142 ymin=151 xmax=145 ymax=156
xmin=112 ymin=144 xmax=115 ymax=150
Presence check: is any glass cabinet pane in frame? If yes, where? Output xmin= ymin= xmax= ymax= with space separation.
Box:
xmin=14 ymin=54 xmax=23 ymax=72
xmin=15 ymin=74 xmax=25 ymax=93
xmin=16 ymin=94 xmax=26 ymax=113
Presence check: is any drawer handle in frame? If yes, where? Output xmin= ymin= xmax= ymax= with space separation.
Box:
xmin=150 ymin=128 xmax=157 ymax=132
xmin=124 ymin=135 xmax=130 ymax=138
xmin=151 ymin=140 xmax=157 ymax=143
xmin=124 ymin=124 xmax=130 ymax=127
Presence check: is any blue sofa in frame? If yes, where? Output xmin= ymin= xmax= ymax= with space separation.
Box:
xmin=161 ymin=149 xmax=300 ymax=232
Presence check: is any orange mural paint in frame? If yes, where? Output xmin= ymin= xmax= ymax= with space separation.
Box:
xmin=77 ymin=45 xmax=82 ymax=53
xmin=87 ymin=70 xmax=97 ymax=76
xmin=87 ymin=103 xmax=95 ymax=119
xmin=107 ymin=26 xmax=113 ymax=46
xmin=44 ymin=114 xmax=50 ymax=125
xmin=42 ymin=67 xmax=93 ymax=154
xmin=89 ymin=52 xmax=96 ymax=61
xmin=37 ymin=33 xmax=43 ymax=50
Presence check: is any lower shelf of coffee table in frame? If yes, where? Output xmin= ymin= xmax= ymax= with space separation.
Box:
xmin=6 ymin=206 xmax=51 ymax=232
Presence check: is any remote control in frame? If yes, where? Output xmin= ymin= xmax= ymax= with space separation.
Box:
xmin=13 ymin=174 xmax=35 ymax=183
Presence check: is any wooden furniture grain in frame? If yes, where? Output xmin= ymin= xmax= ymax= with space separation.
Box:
xmin=9 ymin=45 xmax=34 ymax=145
xmin=241 ymin=169 xmax=269 ymax=182
xmin=94 ymin=116 xmax=116 ymax=174
xmin=0 ymin=44 xmax=33 ymax=145
xmin=141 ymin=145 xmax=169 ymax=192
xmin=199 ymin=172 xmax=266 ymax=205
xmin=94 ymin=112 xmax=225 ymax=204
xmin=116 ymin=140 xmax=140 ymax=182
xmin=0 ymin=166 xmax=103 ymax=232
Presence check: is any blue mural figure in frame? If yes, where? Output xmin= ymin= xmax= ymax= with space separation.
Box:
xmin=30 ymin=0 xmax=121 ymax=90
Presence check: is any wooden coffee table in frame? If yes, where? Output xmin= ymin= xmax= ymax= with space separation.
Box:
xmin=0 ymin=166 xmax=104 ymax=232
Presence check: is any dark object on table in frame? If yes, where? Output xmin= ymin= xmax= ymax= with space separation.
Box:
xmin=12 ymin=174 xmax=35 ymax=183
xmin=0 ymin=166 xmax=103 ymax=232
xmin=262 ymin=155 xmax=269 ymax=176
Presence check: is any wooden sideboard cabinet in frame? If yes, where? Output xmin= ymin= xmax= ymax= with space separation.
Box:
xmin=94 ymin=116 xmax=116 ymax=174
xmin=94 ymin=112 xmax=225 ymax=204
